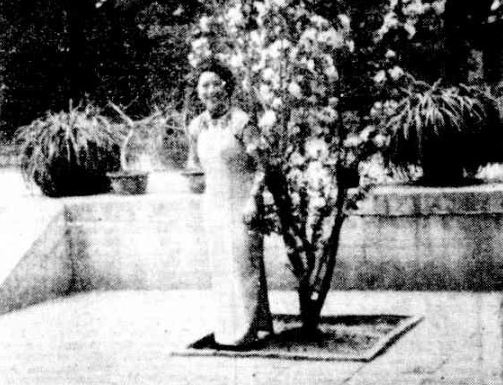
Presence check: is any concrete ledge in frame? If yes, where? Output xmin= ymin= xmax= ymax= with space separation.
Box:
xmin=65 ymin=195 xmax=209 ymax=291
xmin=64 ymin=179 xmax=503 ymax=291
xmin=0 ymin=200 xmax=70 ymax=314
xmin=357 ymin=183 xmax=503 ymax=216
xmin=4 ymin=175 xmax=503 ymax=313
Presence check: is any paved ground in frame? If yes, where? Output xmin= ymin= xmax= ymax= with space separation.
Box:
xmin=0 ymin=290 xmax=501 ymax=385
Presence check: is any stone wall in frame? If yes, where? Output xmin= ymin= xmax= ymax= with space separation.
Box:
xmin=65 ymin=195 xmax=209 ymax=291
xmin=65 ymin=182 xmax=503 ymax=291
xmin=0 ymin=201 xmax=70 ymax=314
xmin=3 ymin=176 xmax=503 ymax=305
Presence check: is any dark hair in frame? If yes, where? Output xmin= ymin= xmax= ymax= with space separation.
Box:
xmin=195 ymin=59 xmax=236 ymax=97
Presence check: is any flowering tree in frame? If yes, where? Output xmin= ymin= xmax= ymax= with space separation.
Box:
xmin=189 ymin=0 xmax=384 ymax=332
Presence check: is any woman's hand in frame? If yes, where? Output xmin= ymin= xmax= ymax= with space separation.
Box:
xmin=242 ymin=199 xmax=258 ymax=226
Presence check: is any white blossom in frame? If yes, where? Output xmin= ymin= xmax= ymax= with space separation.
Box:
xmin=261 ymin=67 xmax=281 ymax=88
xmin=246 ymin=142 xmax=258 ymax=155
xmin=373 ymin=70 xmax=386 ymax=84
xmin=300 ymin=28 xmax=317 ymax=44
xmin=385 ymin=49 xmax=396 ymax=59
xmin=403 ymin=22 xmax=416 ymax=38
xmin=383 ymin=12 xmax=399 ymax=29
xmin=291 ymin=192 xmax=301 ymax=206
xmin=272 ymin=98 xmax=283 ymax=109
xmin=199 ymin=16 xmax=211 ymax=32
xmin=328 ymin=97 xmax=339 ymax=107
xmin=241 ymin=78 xmax=251 ymax=92
xmin=226 ymin=4 xmax=244 ymax=28
xmin=270 ymin=0 xmax=288 ymax=8
xmin=188 ymin=53 xmax=199 ymax=68
xmin=266 ymin=39 xmax=291 ymax=59
xmin=431 ymin=0 xmax=445 ymax=14
xmin=291 ymin=152 xmax=305 ymax=166
xmin=404 ymin=1 xmax=430 ymax=16
xmin=306 ymin=59 xmax=315 ymax=72
xmin=338 ymin=14 xmax=351 ymax=30
xmin=258 ymin=110 xmax=277 ymax=130
xmin=344 ymin=135 xmax=361 ymax=148
xmin=288 ymin=82 xmax=302 ymax=98
xmin=306 ymin=138 xmax=327 ymax=159
xmin=254 ymin=1 xmax=267 ymax=21
xmin=320 ymin=107 xmax=337 ymax=123
xmin=250 ymin=30 xmax=265 ymax=49
xmin=318 ymin=29 xmax=344 ymax=49
xmin=388 ymin=65 xmax=404 ymax=80
xmin=311 ymin=15 xmax=328 ymax=28
xmin=191 ymin=37 xmax=211 ymax=59
xmin=229 ymin=52 xmax=244 ymax=68
xmin=373 ymin=133 xmax=388 ymax=148
xmin=306 ymin=161 xmax=325 ymax=188
xmin=311 ymin=196 xmax=326 ymax=209
xmin=263 ymin=191 xmax=275 ymax=205
xmin=324 ymin=64 xmax=338 ymax=79
xmin=259 ymin=84 xmax=275 ymax=103
xmin=262 ymin=68 xmax=275 ymax=81
xmin=359 ymin=126 xmax=375 ymax=142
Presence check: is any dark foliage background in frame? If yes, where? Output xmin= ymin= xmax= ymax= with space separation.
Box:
xmin=0 ymin=0 xmax=502 ymax=137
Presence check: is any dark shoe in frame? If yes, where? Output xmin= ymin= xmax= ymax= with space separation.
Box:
xmin=187 ymin=333 xmax=216 ymax=349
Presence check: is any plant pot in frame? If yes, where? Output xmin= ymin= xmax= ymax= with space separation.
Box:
xmin=34 ymin=169 xmax=112 ymax=197
xmin=181 ymin=169 xmax=205 ymax=194
xmin=107 ymin=171 xmax=149 ymax=195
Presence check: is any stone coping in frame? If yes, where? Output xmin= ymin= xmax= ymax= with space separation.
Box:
xmin=354 ymin=183 xmax=503 ymax=216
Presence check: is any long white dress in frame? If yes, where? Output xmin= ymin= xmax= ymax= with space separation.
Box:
xmin=188 ymin=107 xmax=273 ymax=346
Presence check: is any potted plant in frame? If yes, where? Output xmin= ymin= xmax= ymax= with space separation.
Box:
xmin=106 ymin=103 xmax=152 ymax=195
xmin=181 ymin=168 xmax=205 ymax=194
xmin=380 ymin=78 xmax=503 ymax=186
xmin=16 ymin=104 xmax=120 ymax=197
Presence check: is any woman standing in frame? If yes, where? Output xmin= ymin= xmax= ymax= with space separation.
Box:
xmin=186 ymin=60 xmax=273 ymax=348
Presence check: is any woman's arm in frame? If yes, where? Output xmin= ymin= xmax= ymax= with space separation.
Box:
xmin=186 ymin=118 xmax=203 ymax=171
xmin=184 ymin=118 xmax=206 ymax=194
xmin=241 ymin=120 xmax=267 ymax=226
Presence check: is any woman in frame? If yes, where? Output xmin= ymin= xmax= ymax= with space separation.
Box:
xmin=186 ymin=60 xmax=273 ymax=348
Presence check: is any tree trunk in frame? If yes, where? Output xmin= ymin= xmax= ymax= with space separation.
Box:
xmin=298 ymin=281 xmax=321 ymax=335
xmin=298 ymin=165 xmax=348 ymax=333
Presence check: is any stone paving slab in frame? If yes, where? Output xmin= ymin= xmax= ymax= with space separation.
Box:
xmin=0 ymin=290 xmax=501 ymax=385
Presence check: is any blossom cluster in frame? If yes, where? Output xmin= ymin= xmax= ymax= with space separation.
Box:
xmin=376 ymin=0 xmax=445 ymax=40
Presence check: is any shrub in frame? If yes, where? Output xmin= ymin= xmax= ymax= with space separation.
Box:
xmin=378 ymin=79 xmax=503 ymax=185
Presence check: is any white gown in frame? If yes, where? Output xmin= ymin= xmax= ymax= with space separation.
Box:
xmin=188 ymin=107 xmax=273 ymax=346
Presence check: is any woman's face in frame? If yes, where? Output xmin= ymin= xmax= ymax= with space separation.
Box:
xmin=197 ymin=71 xmax=229 ymax=114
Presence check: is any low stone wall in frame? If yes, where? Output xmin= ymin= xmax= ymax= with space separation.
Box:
xmin=0 ymin=201 xmax=70 ymax=314
xmin=65 ymin=195 xmax=209 ymax=291
xmin=65 ymin=181 xmax=503 ymax=291
xmin=334 ymin=185 xmax=503 ymax=291
xmin=3 ymin=174 xmax=503 ymax=308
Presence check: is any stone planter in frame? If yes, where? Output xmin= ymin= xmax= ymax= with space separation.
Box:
xmin=181 ymin=169 xmax=205 ymax=194
xmin=107 ymin=171 xmax=149 ymax=195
